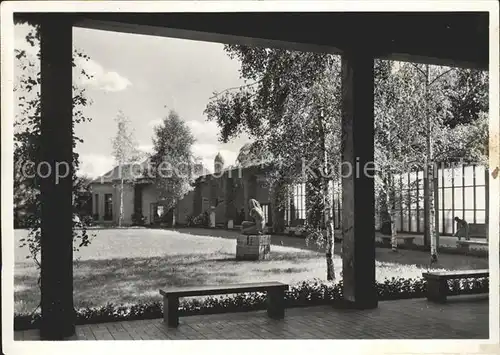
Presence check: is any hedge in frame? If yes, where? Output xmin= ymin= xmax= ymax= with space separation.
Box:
xmin=14 ymin=276 xmax=488 ymax=331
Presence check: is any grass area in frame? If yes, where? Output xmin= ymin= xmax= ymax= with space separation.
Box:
xmin=13 ymin=228 xmax=488 ymax=314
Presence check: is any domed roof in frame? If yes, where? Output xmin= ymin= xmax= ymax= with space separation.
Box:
xmin=214 ymin=152 xmax=225 ymax=163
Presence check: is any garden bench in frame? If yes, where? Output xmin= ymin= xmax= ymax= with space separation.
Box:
xmin=422 ymin=269 xmax=489 ymax=303
xmin=380 ymin=235 xmax=415 ymax=246
xmin=159 ymin=281 xmax=289 ymax=328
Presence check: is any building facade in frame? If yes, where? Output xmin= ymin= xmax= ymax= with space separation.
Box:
xmin=89 ymin=156 xmax=489 ymax=236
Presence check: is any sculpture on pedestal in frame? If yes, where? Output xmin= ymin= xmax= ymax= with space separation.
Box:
xmin=241 ymin=199 xmax=265 ymax=235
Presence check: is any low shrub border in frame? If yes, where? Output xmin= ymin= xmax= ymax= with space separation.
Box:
xmin=14 ymin=276 xmax=488 ymax=331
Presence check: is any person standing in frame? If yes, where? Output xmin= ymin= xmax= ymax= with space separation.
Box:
xmin=453 ymin=216 xmax=470 ymax=241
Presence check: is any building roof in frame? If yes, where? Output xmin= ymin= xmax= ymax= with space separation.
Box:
xmin=91 ymin=159 xmax=151 ymax=184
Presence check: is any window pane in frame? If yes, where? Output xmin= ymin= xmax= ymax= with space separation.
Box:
xmin=409 ymin=172 xmax=417 ymax=187
xmin=410 ymin=211 xmax=418 ymax=232
xmin=437 ymin=187 xmax=443 ymax=209
xmin=475 ymin=165 xmax=486 ymax=186
xmin=437 ymin=168 xmax=443 ymax=185
xmin=464 ymin=166 xmax=474 ymax=186
xmin=454 ymin=188 xmax=463 ymax=210
xmin=464 ymin=210 xmax=474 ymax=224
xmin=410 ymin=190 xmax=418 ymax=209
xmin=402 ymin=211 xmax=409 ymax=232
xmin=476 ymin=211 xmax=486 ymax=224
xmin=438 ymin=209 xmax=444 ymax=234
xmin=443 ymin=168 xmax=453 ymax=187
xmin=443 ymin=188 xmax=453 ymax=210
xmin=443 ymin=210 xmax=454 ymax=234
xmin=452 ymin=166 xmax=463 ymax=186
xmin=464 ymin=187 xmax=474 ymax=209
xmin=418 ymin=210 xmax=425 ymax=232
xmin=395 ymin=213 xmax=402 ymax=232
xmin=476 ymin=186 xmax=486 ymax=210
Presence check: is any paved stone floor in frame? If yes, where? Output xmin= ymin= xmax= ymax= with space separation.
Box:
xmin=15 ymin=295 xmax=488 ymax=340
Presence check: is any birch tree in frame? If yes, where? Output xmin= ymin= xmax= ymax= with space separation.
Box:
xmin=205 ymin=47 xmax=341 ymax=280
xmin=111 ymin=110 xmax=141 ymax=227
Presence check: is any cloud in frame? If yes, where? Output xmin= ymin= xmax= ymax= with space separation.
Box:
xmin=186 ymin=120 xmax=220 ymax=143
xmin=138 ymin=144 xmax=154 ymax=154
xmin=73 ymin=57 xmax=132 ymax=92
xmin=148 ymin=119 xmax=162 ymax=127
xmin=78 ymin=154 xmax=116 ymax=178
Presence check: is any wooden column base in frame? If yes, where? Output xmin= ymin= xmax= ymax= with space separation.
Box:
xmin=427 ymin=278 xmax=448 ymax=303
xmin=163 ymin=296 xmax=180 ymax=327
xmin=267 ymin=288 xmax=285 ymax=319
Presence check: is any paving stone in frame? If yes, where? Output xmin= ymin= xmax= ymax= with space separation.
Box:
xmin=14 ymin=297 xmax=488 ymax=340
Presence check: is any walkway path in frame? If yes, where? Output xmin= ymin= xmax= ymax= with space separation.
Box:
xmin=15 ymin=295 xmax=488 ymax=340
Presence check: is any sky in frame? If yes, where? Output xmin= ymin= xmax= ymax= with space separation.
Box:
xmin=14 ymin=24 xmax=251 ymax=178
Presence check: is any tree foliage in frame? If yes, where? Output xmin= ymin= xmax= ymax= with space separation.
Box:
xmin=150 ymin=110 xmax=197 ymax=209
xmin=111 ymin=110 xmax=141 ymax=226
xmin=205 ymin=46 xmax=341 ymax=279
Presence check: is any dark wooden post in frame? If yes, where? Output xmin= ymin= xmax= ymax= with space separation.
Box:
xmin=39 ymin=15 xmax=75 ymax=339
xmin=485 ymin=167 xmax=489 ymax=241
xmin=341 ymin=48 xmax=377 ymax=309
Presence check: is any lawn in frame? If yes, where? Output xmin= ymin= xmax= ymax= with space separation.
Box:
xmin=13 ymin=228 xmax=488 ymax=314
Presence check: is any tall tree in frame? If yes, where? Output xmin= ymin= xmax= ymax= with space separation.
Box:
xmin=150 ymin=110 xmax=197 ymax=221
xmin=14 ymin=23 xmax=95 ymax=312
xmin=374 ymin=61 xmax=488 ymax=259
xmin=444 ymin=68 xmax=488 ymax=128
xmin=111 ymin=110 xmax=141 ymax=227
xmin=205 ymin=46 xmax=341 ymax=280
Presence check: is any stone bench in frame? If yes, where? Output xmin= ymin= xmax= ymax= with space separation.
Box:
xmin=468 ymin=223 xmax=487 ymax=238
xmin=159 ymin=282 xmax=289 ymax=327
xmin=422 ymin=269 xmax=489 ymax=303
xmin=380 ymin=235 xmax=416 ymax=246
xmin=456 ymin=239 xmax=488 ymax=251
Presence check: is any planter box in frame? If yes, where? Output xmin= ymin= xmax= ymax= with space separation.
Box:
xmin=236 ymin=234 xmax=271 ymax=261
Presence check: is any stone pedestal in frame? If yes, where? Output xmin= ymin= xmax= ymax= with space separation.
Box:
xmin=236 ymin=234 xmax=271 ymax=261
xmin=209 ymin=207 xmax=216 ymax=228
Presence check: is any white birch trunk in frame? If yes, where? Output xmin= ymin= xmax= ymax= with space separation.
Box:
xmin=429 ymin=163 xmax=438 ymax=261
xmin=424 ymin=64 xmax=438 ymax=262
xmin=324 ymin=177 xmax=335 ymax=280
xmin=318 ymin=109 xmax=335 ymax=281
xmin=384 ymin=175 xmax=398 ymax=251
xmin=119 ymin=176 xmax=124 ymax=227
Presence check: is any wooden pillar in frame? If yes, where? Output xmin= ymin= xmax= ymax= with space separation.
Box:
xmin=485 ymin=167 xmax=489 ymax=241
xmin=39 ymin=16 xmax=75 ymax=339
xmin=341 ymin=48 xmax=377 ymax=309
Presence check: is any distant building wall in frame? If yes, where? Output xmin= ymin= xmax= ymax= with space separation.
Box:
xmin=91 ymin=183 xmax=114 ymax=224
xmin=177 ymin=190 xmax=195 ymax=225
xmin=141 ymin=184 xmax=158 ymax=225
xmin=90 ymin=182 xmax=135 ymax=225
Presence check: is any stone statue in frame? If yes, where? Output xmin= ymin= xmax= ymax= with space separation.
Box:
xmin=241 ymin=199 xmax=265 ymax=235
